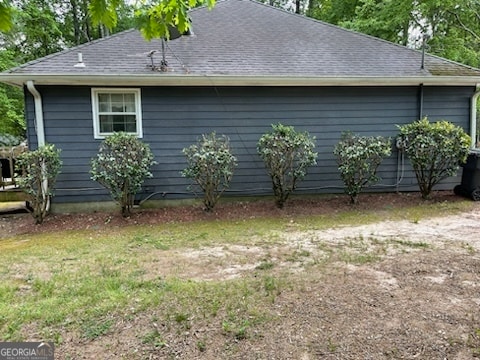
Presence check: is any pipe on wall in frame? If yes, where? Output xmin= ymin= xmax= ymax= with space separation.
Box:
xmin=26 ymin=80 xmax=45 ymax=148
xmin=26 ymin=80 xmax=49 ymax=210
xmin=418 ymin=83 xmax=424 ymax=120
xmin=471 ymin=84 xmax=480 ymax=149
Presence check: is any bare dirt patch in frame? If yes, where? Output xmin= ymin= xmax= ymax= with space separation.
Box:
xmin=2 ymin=191 xmax=480 ymax=359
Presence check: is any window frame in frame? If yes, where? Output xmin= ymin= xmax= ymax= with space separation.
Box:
xmin=91 ymin=88 xmax=143 ymax=139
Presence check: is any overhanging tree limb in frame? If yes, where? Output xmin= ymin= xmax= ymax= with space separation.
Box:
xmin=448 ymin=9 xmax=480 ymax=40
xmin=1 ymin=0 xmax=217 ymax=40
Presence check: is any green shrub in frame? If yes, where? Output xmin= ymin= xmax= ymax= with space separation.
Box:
xmin=91 ymin=133 xmax=155 ymax=217
xmin=16 ymin=144 xmax=62 ymax=224
xmin=0 ymin=133 xmax=23 ymax=146
xmin=334 ymin=132 xmax=391 ymax=204
xmin=257 ymin=124 xmax=317 ymax=208
xmin=182 ymin=132 xmax=237 ymax=211
xmin=397 ymin=118 xmax=471 ymax=199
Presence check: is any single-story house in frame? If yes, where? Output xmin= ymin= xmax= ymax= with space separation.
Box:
xmin=1 ymin=0 xmax=480 ymax=208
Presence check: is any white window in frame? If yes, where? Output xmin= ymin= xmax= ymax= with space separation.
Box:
xmin=91 ymin=88 xmax=143 ymax=139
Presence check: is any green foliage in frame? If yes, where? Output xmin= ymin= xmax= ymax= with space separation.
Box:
xmin=0 ymin=134 xmax=22 ymax=146
xmin=397 ymin=118 xmax=471 ymax=199
xmin=90 ymin=132 xmax=155 ymax=217
xmin=334 ymin=132 xmax=391 ymax=204
xmin=0 ymin=0 xmax=13 ymax=32
xmin=257 ymin=123 xmax=317 ymax=208
xmin=307 ymin=0 xmax=358 ymax=23
xmin=2 ymin=0 xmax=135 ymax=56
xmin=182 ymin=132 xmax=237 ymax=212
xmin=135 ymin=0 xmax=216 ymax=40
xmin=340 ymin=0 xmax=414 ymax=46
xmin=308 ymin=0 xmax=480 ymax=67
xmin=88 ymin=0 xmax=122 ymax=31
xmin=0 ymin=0 xmax=216 ymax=41
xmin=14 ymin=0 xmax=64 ymax=59
xmin=0 ymin=50 xmax=25 ymax=138
xmin=82 ymin=319 xmax=113 ymax=339
xmin=418 ymin=0 xmax=480 ymax=67
xmin=15 ymin=144 xmax=62 ymax=224
xmin=0 ymin=84 xmax=24 ymax=138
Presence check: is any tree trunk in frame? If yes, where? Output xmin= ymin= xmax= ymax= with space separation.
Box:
xmin=70 ymin=0 xmax=81 ymax=45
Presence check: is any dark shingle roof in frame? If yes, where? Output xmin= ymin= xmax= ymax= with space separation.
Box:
xmin=2 ymin=0 xmax=480 ymax=86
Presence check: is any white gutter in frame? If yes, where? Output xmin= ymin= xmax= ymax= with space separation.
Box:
xmin=471 ymin=84 xmax=480 ymax=149
xmin=26 ymin=80 xmax=45 ymax=147
xmin=26 ymin=80 xmax=49 ymax=211
xmin=2 ymin=74 xmax=480 ymax=87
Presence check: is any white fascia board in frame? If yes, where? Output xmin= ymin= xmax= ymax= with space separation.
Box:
xmin=2 ymin=74 xmax=480 ymax=87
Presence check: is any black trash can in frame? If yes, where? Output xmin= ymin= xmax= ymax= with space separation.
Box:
xmin=454 ymin=151 xmax=480 ymax=200
xmin=0 ymin=158 xmax=12 ymax=178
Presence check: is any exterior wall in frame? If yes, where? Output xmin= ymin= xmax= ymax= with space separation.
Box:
xmin=24 ymin=85 xmax=475 ymax=204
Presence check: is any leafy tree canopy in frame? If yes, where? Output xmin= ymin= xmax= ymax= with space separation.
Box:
xmin=308 ymin=0 xmax=480 ymax=67
xmin=1 ymin=0 xmax=216 ymax=41
xmin=0 ymin=50 xmax=24 ymax=138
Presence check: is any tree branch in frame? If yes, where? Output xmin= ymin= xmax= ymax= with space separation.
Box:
xmin=448 ymin=9 xmax=480 ymax=40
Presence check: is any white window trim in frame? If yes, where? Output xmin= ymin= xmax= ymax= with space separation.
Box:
xmin=91 ymin=88 xmax=143 ymax=139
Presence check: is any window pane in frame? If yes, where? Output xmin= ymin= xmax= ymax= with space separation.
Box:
xmin=99 ymin=103 xmax=110 ymax=112
xmin=124 ymin=93 xmax=135 ymax=112
xmin=123 ymin=115 xmax=137 ymax=132
xmin=98 ymin=94 xmax=110 ymax=112
xmin=111 ymin=94 xmax=124 ymax=103
xmin=98 ymin=93 xmax=110 ymax=103
xmin=99 ymin=115 xmax=113 ymax=133
xmin=125 ymin=119 xmax=137 ymax=132
xmin=111 ymin=94 xmax=124 ymax=112
xmin=124 ymin=93 xmax=135 ymax=103
xmin=113 ymin=123 xmax=124 ymax=132
xmin=124 ymin=100 xmax=136 ymax=113
xmin=111 ymin=103 xmax=124 ymax=112
xmin=111 ymin=114 xmax=124 ymax=132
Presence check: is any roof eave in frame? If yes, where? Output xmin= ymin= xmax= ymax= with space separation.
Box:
xmin=1 ymin=74 xmax=480 ymax=87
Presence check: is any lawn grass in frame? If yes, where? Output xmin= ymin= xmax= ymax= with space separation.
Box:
xmin=0 ymin=199 xmax=475 ymax=345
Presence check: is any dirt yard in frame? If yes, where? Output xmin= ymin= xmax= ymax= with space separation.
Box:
xmin=1 ymin=192 xmax=480 ymax=359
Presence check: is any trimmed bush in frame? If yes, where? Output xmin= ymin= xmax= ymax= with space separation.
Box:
xmin=397 ymin=118 xmax=471 ymax=199
xmin=182 ymin=132 xmax=237 ymax=211
xmin=334 ymin=132 xmax=391 ymax=204
xmin=91 ymin=132 xmax=155 ymax=217
xmin=16 ymin=144 xmax=62 ymax=224
xmin=257 ymin=123 xmax=317 ymax=208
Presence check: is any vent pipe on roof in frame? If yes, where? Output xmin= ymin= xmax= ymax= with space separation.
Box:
xmin=74 ymin=52 xmax=85 ymax=68
xmin=420 ymin=34 xmax=430 ymax=70
xmin=421 ymin=38 xmax=426 ymax=70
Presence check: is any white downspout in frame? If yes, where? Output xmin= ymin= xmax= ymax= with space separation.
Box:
xmin=470 ymin=84 xmax=480 ymax=151
xmin=26 ymin=80 xmax=45 ymax=147
xmin=26 ymin=80 xmax=49 ymax=211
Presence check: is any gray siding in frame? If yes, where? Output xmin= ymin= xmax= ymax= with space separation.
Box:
xmin=25 ymin=85 xmax=475 ymax=204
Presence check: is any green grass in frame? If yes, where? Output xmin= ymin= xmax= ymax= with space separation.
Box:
xmin=0 ymin=199 xmax=475 ymax=343
xmin=389 ymin=239 xmax=430 ymax=248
